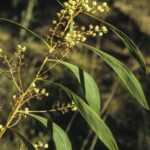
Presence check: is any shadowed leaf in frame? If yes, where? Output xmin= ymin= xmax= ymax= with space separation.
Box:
xmin=10 ymin=129 xmax=35 ymax=150
xmin=48 ymin=59 xmax=100 ymax=115
xmin=27 ymin=113 xmax=72 ymax=150
xmin=51 ymin=83 xmax=119 ymax=150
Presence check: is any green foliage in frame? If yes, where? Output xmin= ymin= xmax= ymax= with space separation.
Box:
xmin=27 ymin=113 xmax=72 ymax=150
xmin=81 ymin=43 xmax=149 ymax=110
xmin=49 ymin=59 xmax=101 ymax=115
xmin=10 ymin=129 xmax=36 ymax=150
xmin=0 ymin=0 xmax=149 ymax=150
xmin=51 ymin=83 xmax=119 ymax=150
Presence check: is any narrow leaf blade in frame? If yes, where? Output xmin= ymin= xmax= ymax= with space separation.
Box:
xmin=49 ymin=59 xmax=100 ymax=115
xmin=10 ymin=129 xmax=35 ymax=150
xmin=81 ymin=43 xmax=149 ymax=110
xmin=52 ymin=83 xmax=119 ymax=150
xmin=28 ymin=114 xmax=72 ymax=150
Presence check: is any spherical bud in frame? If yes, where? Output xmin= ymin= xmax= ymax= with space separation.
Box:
xmin=38 ymin=141 xmax=43 ymax=147
xmin=13 ymin=95 xmax=17 ymax=99
xmin=99 ymin=32 xmax=103 ymax=36
xmin=92 ymin=33 xmax=96 ymax=37
xmin=97 ymin=6 xmax=104 ymax=12
xmin=45 ymin=93 xmax=49 ymax=97
xmin=64 ymin=2 xmax=69 ymax=7
xmin=70 ymin=1 xmax=76 ymax=5
xmin=82 ymin=37 xmax=86 ymax=42
xmin=77 ymin=34 xmax=81 ymax=38
xmin=52 ymin=20 xmax=57 ymax=24
xmin=92 ymin=1 xmax=97 ymax=6
xmin=34 ymin=88 xmax=40 ymax=93
xmin=41 ymin=88 xmax=46 ymax=94
xmin=17 ymin=45 xmax=22 ymax=49
xmin=0 ymin=124 xmax=3 ymax=129
xmin=95 ymin=25 xmax=99 ymax=31
xmin=24 ymin=107 xmax=29 ymax=114
xmin=101 ymin=26 xmax=108 ymax=33
xmin=69 ymin=9 xmax=74 ymax=15
xmin=60 ymin=9 xmax=65 ymax=14
xmin=89 ymin=24 xmax=93 ymax=29
xmin=57 ymin=13 xmax=61 ymax=17
xmin=81 ymin=26 xmax=85 ymax=31
xmin=85 ymin=0 xmax=89 ymax=3
xmin=22 ymin=46 xmax=26 ymax=52
xmin=102 ymin=2 xmax=108 ymax=7
xmin=31 ymin=83 xmax=36 ymax=88
xmin=44 ymin=144 xmax=49 ymax=149
xmin=34 ymin=144 xmax=38 ymax=148
xmin=86 ymin=7 xmax=91 ymax=12
xmin=72 ymin=106 xmax=77 ymax=111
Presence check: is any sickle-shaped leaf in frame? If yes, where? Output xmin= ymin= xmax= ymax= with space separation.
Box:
xmin=27 ymin=113 xmax=72 ymax=150
xmin=9 ymin=129 xmax=35 ymax=150
xmin=51 ymin=83 xmax=118 ymax=150
xmin=48 ymin=59 xmax=100 ymax=115
xmin=84 ymin=13 xmax=146 ymax=73
xmin=0 ymin=18 xmax=51 ymax=52
xmin=81 ymin=43 xmax=149 ymax=110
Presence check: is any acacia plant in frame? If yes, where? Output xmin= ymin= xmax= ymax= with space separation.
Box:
xmin=0 ymin=0 xmax=149 ymax=150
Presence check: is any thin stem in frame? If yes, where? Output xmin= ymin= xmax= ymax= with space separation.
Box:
xmin=101 ymin=78 xmax=120 ymax=115
xmin=0 ymin=54 xmax=50 ymax=138
xmin=66 ymin=111 xmax=78 ymax=133
xmin=89 ymin=134 xmax=98 ymax=150
xmin=4 ymin=55 xmax=22 ymax=92
xmin=81 ymin=129 xmax=93 ymax=150
xmin=17 ymin=56 xmax=24 ymax=91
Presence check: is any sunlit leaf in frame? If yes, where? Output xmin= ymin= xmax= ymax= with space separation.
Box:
xmin=27 ymin=113 xmax=72 ymax=150
xmin=81 ymin=43 xmax=149 ymax=110
xmin=51 ymin=83 xmax=118 ymax=150
xmin=10 ymin=129 xmax=35 ymax=150
xmin=48 ymin=59 xmax=100 ymax=115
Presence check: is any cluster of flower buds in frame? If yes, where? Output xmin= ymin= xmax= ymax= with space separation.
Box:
xmin=86 ymin=25 xmax=108 ymax=36
xmin=85 ymin=1 xmax=110 ymax=13
xmin=64 ymin=29 xmax=86 ymax=48
xmin=14 ymin=45 xmax=27 ymax=61
xmin=49 ymin=0 xmax=84 ymax=45
xmin=21 ymin=107 xmax=29 ymax=118
xmin=34 ymin=141 xmax=49 ymax=149
xmin=70 ymin=101 xmax=77 ymax=111
xmin=31 ymin=83 xmax=49 ymax=97
xmin=64 ymin=24 xmax=108 ymax=47
xmin=53 ymin=101 xmax=77 ymax=114
xmin=16 ymin=45 xmax=26 ymax=55
xmin=48 ymin=0 xmax=109 ymax=53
